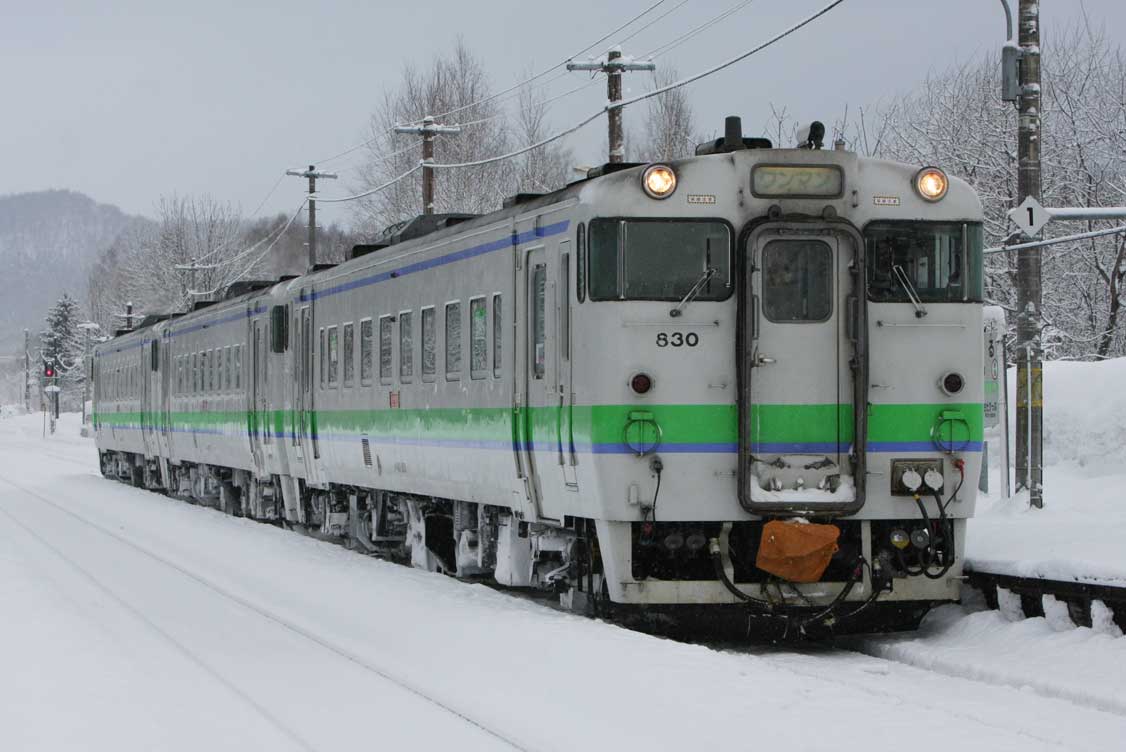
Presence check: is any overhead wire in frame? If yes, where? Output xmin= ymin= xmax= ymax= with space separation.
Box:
xmin=408 ymin=0 xmax=672 ymax=126
xmin=424 ymin=0 xmax=848 ymax=172
xmin=213 ymin=199 xmax=309 ymax=293
xmin=308 ymin=1 xmax=672 ymax=168
xmin=642 ymin=0 xmax=757 ymax=59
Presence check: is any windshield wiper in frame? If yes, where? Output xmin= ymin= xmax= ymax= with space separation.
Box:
xmin=892 ymin=264 xmax=928 ymax=318
xmin=669 ymin=267 xmax=717 ymax=318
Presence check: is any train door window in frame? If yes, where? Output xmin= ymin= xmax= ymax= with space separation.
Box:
xmin=379 ymin=316 xmax=394 ymax=385
xmin=319 ymin=328 xmax=325 ymax=388
xmin=234 ymin=345 xmax=241 ymax=389
xmin=225 ymin=347 xmax=233 ymax=390
xmin=560 ymin=253 xmax=570 ymax=361
xmin=301 ymin=311 xmax=311 ymax=393
xmin=761 ymin=240 xmax=833 ymax=322
xmin=576 ymin=223 xmax=586 ymax=303
xmin=217 ymin=348 xmax=225 ymax=391
xmin=343 ymin=322 xmax=355 ymax=387
xmin=327 ymin=325 xmax=339 ymax=386
xmin=191 ymin=353 xmax=198 ymax=393
xmin=532 ymin=264 xmax=546 ymax=379
xmin=445 ymin=302 xmax=462 ymax=380
xmin=399 ymin=311 xmax=413 ymax=382
xmin=360 ymin=319 xmax=373 ymax=385
xmin=211 ymin=349 xmax=218 ymax=392
xmin=421 ymin=307 xmax=436 ymax=381
xmin=492 ymin=294 xmax=502 ymax=378
xmin=201 ymin=351 xmax=209 ymax=392
xmin=470 ymin=297 xmax=487 ymax=380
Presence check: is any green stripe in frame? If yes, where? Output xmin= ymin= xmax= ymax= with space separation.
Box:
xmin=93 ymin=402 xmax=984 ymax=446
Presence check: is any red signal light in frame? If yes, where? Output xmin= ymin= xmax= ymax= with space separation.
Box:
xmin=44 ymin=364 xmax=55 ymax=378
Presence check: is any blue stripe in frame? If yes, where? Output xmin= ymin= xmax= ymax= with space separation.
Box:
xmin=94 ymin=425 xmax=983 ymax=456
xmin=98 ymin=221 xmax=571 ymax=358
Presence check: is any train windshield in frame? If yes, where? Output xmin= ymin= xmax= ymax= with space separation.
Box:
xmin=588 ymin=219 xmax=733 ymax=301
xmin=865 ymin=221 xmax=984 ymax=303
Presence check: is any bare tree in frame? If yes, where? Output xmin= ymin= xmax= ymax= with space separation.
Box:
xmin=866 ymin=22 xmax=1126 ymax=360
xmin=353 ymin=40 xmax=512 ymax=233
xmin=514 ymin=69 xmax=573 ymax=194
xmin=635 ymin=68 xmax=698 ymax=162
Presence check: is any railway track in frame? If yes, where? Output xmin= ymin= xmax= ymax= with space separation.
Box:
xmin=965 ymin=566 xmax=1126 ymax=631
xmin=0 ymin=473 xmax=529 ymax=752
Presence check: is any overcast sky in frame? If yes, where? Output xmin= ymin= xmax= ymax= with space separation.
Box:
xmin=3 ymin=0 xmax=1123 ymax=229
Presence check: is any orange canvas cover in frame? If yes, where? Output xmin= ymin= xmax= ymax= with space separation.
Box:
xmin=755 ymin=520 xmax=840 ymax=583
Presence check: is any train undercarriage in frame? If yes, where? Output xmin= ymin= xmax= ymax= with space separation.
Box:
xmin=98 ymin=448 xmax=947 ymax=639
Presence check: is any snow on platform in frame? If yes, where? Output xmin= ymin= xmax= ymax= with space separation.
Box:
xmin=967 ymin=358 xmax=1126 ymax=587
xmin=1 ymin=412 xmax=1124 ymax=750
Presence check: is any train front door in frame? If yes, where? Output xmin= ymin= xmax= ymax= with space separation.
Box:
xmin=741 ymin=225 xmax=863 ymax=513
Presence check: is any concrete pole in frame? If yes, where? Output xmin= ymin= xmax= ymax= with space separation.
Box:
xmin=1014 ymin=0 xmax=1043 ymax=508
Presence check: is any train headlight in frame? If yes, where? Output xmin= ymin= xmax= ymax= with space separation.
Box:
xmin=642 ymin=164 xmax=677 ymax=199
xmin=914 ymin=167 xmax=948 ymax=202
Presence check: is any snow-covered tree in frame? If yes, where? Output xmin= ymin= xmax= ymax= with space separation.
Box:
xmin=854 ymin=22 xmax=1126 ymax=360
xmin=635 ymin=68 xmax=698 ymax=162
xmin=40 ymin=293 xmax=84 ymax=405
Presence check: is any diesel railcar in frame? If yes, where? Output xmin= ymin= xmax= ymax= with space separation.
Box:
xmin=94 ymin=117 xmax=985 ymax=635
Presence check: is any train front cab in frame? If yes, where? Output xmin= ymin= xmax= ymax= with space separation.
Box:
xmin=581 ymin=153 xmax=984 ymax=631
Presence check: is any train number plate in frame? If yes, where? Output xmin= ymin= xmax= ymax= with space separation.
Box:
xmin=656 ymin=332 xmax=699 ymax=347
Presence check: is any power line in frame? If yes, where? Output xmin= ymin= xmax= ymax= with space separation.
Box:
xmin=312 ymin=164 xmax=424 ymax=204
xmin=212 ymin=199 xmax=310 ymax=293
xmin=428 ymin=0 xmax=848 ymax=171
xmin=643 ymin=0 xmax=757 ymax=59
xmin=411 ymin=0 xmax=672 ymax=126
xmin=617 ymin=0 xmax=690 ymax=46
xmin=616 ymin=0 xmax=846 ymax=110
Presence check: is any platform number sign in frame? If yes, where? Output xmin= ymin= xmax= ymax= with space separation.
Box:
xmin=1008 ymin=196 xmax=1050 ymax=236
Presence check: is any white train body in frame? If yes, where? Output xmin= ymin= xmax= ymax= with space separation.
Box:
xmin=94 ymin=129 xmax=985 ymax=633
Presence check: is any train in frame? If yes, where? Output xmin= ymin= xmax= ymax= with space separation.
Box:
xmin=93 ymin=116 xmax=986 ymax=636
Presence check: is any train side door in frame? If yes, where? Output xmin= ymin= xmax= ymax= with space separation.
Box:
xmin=516 ymin=245 xmax=555 ymax=520
xmin=140 ymin=340 xmax=154 ymax=456
xmin=248 ymin=317 xmax=264 ymax=471
xmin=742 ymin=226 xmax=861 ymax=513
xmin=296 ymin=300 xmax=320 ymax=484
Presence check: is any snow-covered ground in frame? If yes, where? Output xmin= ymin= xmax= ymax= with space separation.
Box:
xmin=1 ymin=393 xmax=1124 ymax=751
xmin=966 ymin=358 xmax=1126 ymax=586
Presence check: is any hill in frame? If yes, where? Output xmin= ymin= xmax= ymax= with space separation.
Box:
xmin=0 ymin=190 xmax=132 ymax=352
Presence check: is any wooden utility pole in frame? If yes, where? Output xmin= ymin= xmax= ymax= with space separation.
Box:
xmin=567 ymin=47 xmax=655 ymax=163
xmin=394 ymin=117 xmax=462 ymax=214
xmin=24 ymin=329 xmax=30 ymax=413
xmin=286 ymin=165 xmax=338 ymax=268
xmin=1015 ymin=0 xmax=1043 ymax=508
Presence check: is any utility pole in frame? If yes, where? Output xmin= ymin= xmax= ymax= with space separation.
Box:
xmin=568 ymin=47 xmax=655 ymax=163
xmin=114 ymin=302 xmax=138 ymax=331
xmin=1014 ymin=0 xmax=1043 ymax=508
xmin=24 ymin=329 xmax=30 ymax=413
xmin=174 ymin=257 xmax=219 ymax=300
xmin=393 ymin=117 xmax=462 ymax=215
xmin=286 ymin=165 xmax=338 ymax=269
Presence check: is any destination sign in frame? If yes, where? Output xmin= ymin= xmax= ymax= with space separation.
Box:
xmin=752 ymin=165 xmax=844 ymax=198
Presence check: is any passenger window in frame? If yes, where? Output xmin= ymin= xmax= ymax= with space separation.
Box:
xmin=319 ymin=328 xmax=325 ymax=388
xmin=470 ymin=297 xmax=487 ymax=380
xmin=492 ymin=294 xmax=502 ymax=378
xmin=225 ymin=347 xmax=232 ymax=390
xmin=201 ymin=351 xmax=208 ymax=392
xmin=192 ymin=353 xmax=198 ymax=393
xmin=399 ymin=312 xmax=413 ymax=381
xmin=445 ymin=302 xmax=462 ymax=380
xmin=343 ymin=322 xmax=355 ymax=386
xmin=379 ymin=316 xmax=394 ymax=384
xmin=360 ymin=319 xmax=373 ymax=384
xmin=421 ymin=307 xmax=436 ymax=381
xmin=234 ymin=345 xmax=241 ymax=389
xmin=327 ymin=326 xmax=339 ymax=386
xmin=761 ymin=240 xmax=833 ymax=323
xmin=532 ymin=264 xmax=546 ymax=380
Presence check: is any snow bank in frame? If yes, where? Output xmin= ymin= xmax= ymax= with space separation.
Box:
xmin=968 ymin=358 xmax=1126 ymax=586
